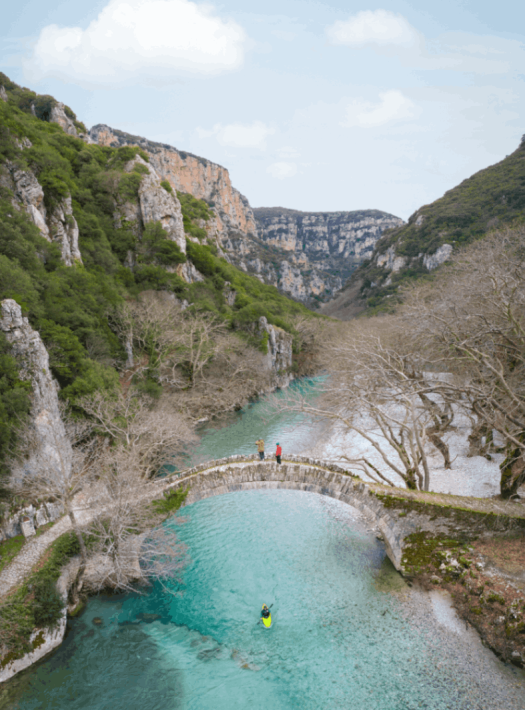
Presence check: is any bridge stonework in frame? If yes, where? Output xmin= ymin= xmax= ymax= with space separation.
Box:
xmin=158 ymin=455 xmax=446 ymax=572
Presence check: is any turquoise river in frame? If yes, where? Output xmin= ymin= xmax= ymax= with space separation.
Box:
xmin=3 ymin=381 xmax=524 ymax=709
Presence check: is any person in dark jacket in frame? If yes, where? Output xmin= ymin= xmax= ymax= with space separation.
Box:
xmin=275 ymin=443 xmax=282 ymax=465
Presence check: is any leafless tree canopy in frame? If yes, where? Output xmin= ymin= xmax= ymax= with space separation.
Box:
xmin=112 ymin=293 xmax=271 ymax=420
xmin=277 ymin=227 xmax=525 ymax=496
xmin=78 ymin=389 xmax=195 ymax=479
xmin=82 ymin=446 xmax=186 ymax=593
xmin=402 ymin=227 xmax=525 ymax=496
xmin=9 ymin=406 xmax=103 ymax=562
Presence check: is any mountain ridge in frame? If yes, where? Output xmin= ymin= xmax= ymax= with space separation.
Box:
xmin=321 ymin=135 xmax=525 ymax=318
xmin=87 ymin=124 xmax=403 ymax=306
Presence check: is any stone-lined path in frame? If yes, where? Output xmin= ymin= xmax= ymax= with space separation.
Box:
xmin=0 ymin=516 xmax=72 ymax=599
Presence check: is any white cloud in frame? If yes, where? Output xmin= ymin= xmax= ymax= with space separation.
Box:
xmin=276 ymin=145 xmax=301 ymax=159
xmin=326 ymin=10 xmax=418 ymax=48
xmin=267 ymin=162 xmax=297 ymax=179
xmin=197 ymin=121 xmax=274 ymax=149
xmin=26 ymin=0 xmax=246 ymax=87
xmin=341 ymin=90 xmax=418 ymax=128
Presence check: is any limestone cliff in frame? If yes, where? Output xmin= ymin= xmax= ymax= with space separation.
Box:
xmin=250 ymin=208 xmax=404 ymax=305
xmin=0 ymin=300 xmax=72 ymax=493
xmin=258 ymin=317 xmax=293 ymax=388
xmin=119 ymin=155 xmax=186 ymax=255
xmin=88 ymin=124 xmax=403 ymax=305
xmin=375 ymin=240 xmax=453 ymax=287
xmin=89 ymin=124 xmax=257 ymax=248
xmin=49 ymin=102 xmax=78 ymax=136
xmin=0 ymin=162 xmax=82 ymax=266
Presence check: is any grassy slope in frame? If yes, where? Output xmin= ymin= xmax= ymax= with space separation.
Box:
xmin=340 ymin=139 xmax=525 ymax=314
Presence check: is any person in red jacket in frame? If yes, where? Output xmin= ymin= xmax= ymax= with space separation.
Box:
xmin=275 ymin=443 xmax=282 ymax=465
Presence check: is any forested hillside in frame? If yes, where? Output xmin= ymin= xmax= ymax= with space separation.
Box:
xmin=324 ymin=135 xmax=525 ymax=317
xmin=0 ymin=73 xmax=316 ymax=489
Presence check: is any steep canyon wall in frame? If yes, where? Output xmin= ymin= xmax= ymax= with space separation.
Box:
xmin=89 ymin=125 xmax=403 ymax=305
xmin=251 ymin=207 xmax=404 ymax=304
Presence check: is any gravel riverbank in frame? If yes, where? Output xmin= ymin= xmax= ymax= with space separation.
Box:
xmin=396 ymin=585 xmax=525 ymax=710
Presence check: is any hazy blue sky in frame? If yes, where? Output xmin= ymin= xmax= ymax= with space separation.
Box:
xmin=2 ymin=1 xmax=524 ymax=219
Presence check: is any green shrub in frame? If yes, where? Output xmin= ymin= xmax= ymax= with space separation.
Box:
xmin=0 ymin=333 xmax=31 ymax=496
xmin=32 ymin=95 xmax=56 ymax=122
xmin=160 ymin=179 xmax=173 ymax=193
xmin=138 ymin=222 xmax=186 ymax=267
xmin=151 ymin=486 xmax=189 ymax=515
xmin=32 ymin=580 xmax=63 ymax=628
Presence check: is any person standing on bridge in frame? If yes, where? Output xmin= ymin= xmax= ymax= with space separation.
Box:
xmin=255 ymin=438 xmax=265 ymax=460
xmin=275 ymin=443 xmax=282 ymax=465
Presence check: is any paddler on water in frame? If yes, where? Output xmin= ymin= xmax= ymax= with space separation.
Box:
xmin=261 ymin=604 xmax=272 ymax=628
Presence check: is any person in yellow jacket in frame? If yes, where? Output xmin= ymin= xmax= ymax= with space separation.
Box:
xmin=255 ymin=438 xmax=265 ymax=460
xmin=260 ymin=604 xmax=272 ymax=628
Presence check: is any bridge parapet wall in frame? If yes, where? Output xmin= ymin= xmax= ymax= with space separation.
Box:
xmin=159 ymin=459 xmax=449 ymax=571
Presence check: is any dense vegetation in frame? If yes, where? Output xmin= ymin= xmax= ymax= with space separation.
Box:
xmin=351 ymin=138 xmax=525 ymax=311
xmin=0 ymin=74 xmax=315 ymax=494
xmin=0 ymin=531 xmax=81 ymax=661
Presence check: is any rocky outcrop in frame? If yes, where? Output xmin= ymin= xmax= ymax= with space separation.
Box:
xmin=90 ymin=125 xmax=256 ymax=246
xmin=0 ymin=85 xmax=7 ymax=102
xmin=250 ymin=208 xmax=403 ymax=304
xmin=47 ymin=195 xmax=82 ymax=266
xmin=88 ymin=125 xmax=403 ymax=305
xmin=259 ymin=316 xmax=293 ymax=387
xmin=0 ymin=501 xmax=63 ymax=542
xmin=123 ymin=156 xmax=186 ymax=253
xmin=49 ymin=102 xmax=78 ymax=136
xmin=0 ymin=300 xmax=72 ymax=489
xmin=423 ymin=243 xmax=453 ymax=271
xmin=0 ymin=557 xmax=81 ymax=683
xmin=376 ymin=246 xmax=407 ymax=273
xmin=177 ymin=261 xmax=204 ymax=284
xmin=2 ymin=163 xmax=82 ymax=265
xmin=374 ymin=242 xmax=453 ymax=282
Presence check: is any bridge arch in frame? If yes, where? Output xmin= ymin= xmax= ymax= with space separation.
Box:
xmin=156 ymin=454 xmax=419 ymax=571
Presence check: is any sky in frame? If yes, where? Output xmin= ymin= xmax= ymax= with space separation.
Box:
xmin=1 ymin=0 xmax=524 ymax=220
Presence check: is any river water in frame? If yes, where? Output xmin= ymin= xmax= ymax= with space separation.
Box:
xmin=4 ymin=380 xmax=524 ymax=709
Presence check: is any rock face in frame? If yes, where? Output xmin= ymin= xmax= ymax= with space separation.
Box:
xmin=0 ymin=558 xmax=81 ymax=684
xmin=374 ymin=240 xmax=453 ymax=287
xmin=251 ymin=208 xmax=403 ymax=304
xmin=1 ymin=162 xmax=82 ymax=265
xmin=90 ymin=124 xmax=256 ymax=247
xmin=89 ymin=125 xmax=402 ymax=305
xmin=0 ymin=300 xmax=72 ymax=490
xmin=123 ymin=156 xmax=186 ymax=254
xmin=49 ymin=102 xmax=78 ymax=136
xmin=423 ymin=243 xmax=453 ymax=271
xmin=0 ymin=501 xmax=63 ymax=542
xmin=259 ymin=316 xmax=293 ymax=387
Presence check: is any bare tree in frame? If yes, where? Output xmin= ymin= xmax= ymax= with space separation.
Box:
xmin=78 ymin=389 xmax=195 ymax=479
xmin=402 ymin=228 xmax=525 ymax=497
xmin=276 ymin=320 xmax=446 ymax=490
xmin=110 ymin=292 xmax=271 ymax=420
xmin=83 ymin=448 xmax=186 ymax=593
xmin=9 ymin=408 xmax=101 ymax=563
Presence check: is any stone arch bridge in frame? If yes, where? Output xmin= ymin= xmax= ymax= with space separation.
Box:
xmin=151 ymin=454 xmax=443 ymax=572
